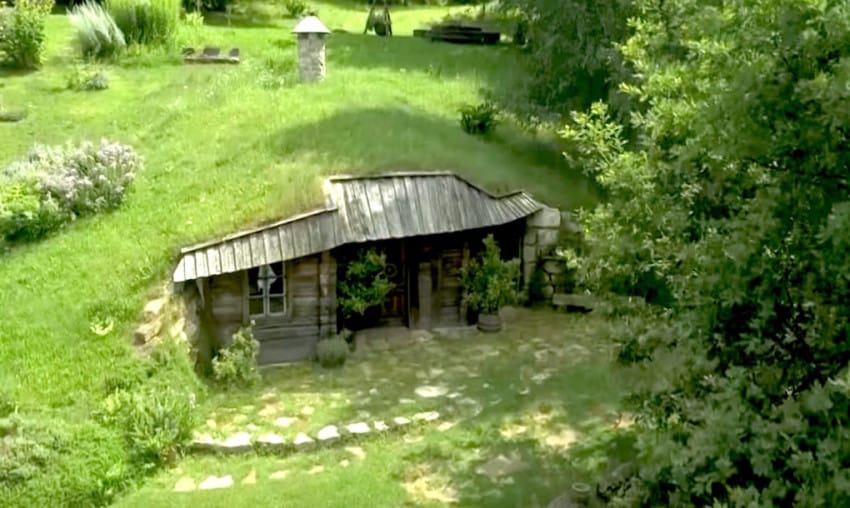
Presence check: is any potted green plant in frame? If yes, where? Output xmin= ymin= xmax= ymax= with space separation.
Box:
xmin=462 ymin=235 xmax=521 ymax=332
xmin=338 ymin=248 xmax=394 ymax=330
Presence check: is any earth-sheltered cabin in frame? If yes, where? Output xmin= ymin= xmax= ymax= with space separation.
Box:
xmin=172 ymin=173 xmax=562 ymax=365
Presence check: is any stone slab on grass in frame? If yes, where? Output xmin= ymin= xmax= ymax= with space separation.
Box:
xmin=199 ymin=475 xmax=234 ymax=490
xmin=317 ymin=425 xmax=340 ymax=442
xmin=220 ymin=432 xmax=252 ymax=453
xmin=346 ymin=422 xmax=371 ymax=435
xmin=173 ymin=477 xmax=196 ymax=492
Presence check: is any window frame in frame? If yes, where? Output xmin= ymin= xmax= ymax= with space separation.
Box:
xmin=244 ymin=262 xmax=287 ymax=321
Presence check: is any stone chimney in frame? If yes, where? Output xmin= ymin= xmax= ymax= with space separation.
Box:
xmin=292 ymin=16 xmax=331 ymax=82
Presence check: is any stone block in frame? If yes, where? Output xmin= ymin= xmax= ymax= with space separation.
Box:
xmin=552 ymin=293 xmax=596 ymax=312
xmin=542 ymin=285 xmax=555 ymax=299
xmin=317 ymin=425 xmax=340 ymax=442
xmin=256 ymin=433 xmax=286 ymax=450
xmin=522 ymin=245 xmax=538 ymax=264
xmin=523 ymin=231 xmax=538 ymax=247
xmin=219 ymin=432 xmax=253 ymax=453
xmin=293 ymin=433 xmax=315 ymax=449
xmin=346 ymin=422 xmax=371 ymax=435
xmin=143 ymin=297 xmax=168 ymax=322
xmin=528 ymin=207 xmax=561 ymax=228
xmin=133 ymin=319 xmax=162 ymax=345
xmin=542 ymin=259 xmax=564 ymax=275
xmin=536 ymin=229 xmax=560 ymax=247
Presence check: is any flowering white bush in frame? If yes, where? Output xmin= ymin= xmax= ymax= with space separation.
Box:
xmin=0 ymin=139 xmax=142 ymax=243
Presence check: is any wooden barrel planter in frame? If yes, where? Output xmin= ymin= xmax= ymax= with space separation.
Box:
xmin=477 ymin=313 xmax=502 ymax=332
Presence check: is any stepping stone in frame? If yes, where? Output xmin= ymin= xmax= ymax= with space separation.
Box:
xmin=447 ymin=392 xmax=463 ymax=399
xmin=294 ymin=433 xmax=314 ymax=448
xmin=414 ymin=411 xmax=440 ymax=422
xmin=260 ymin=391 xmax=276 ymax=401
xmin=241 ymin=469 xmax=257 ymax=485
xmin=233 ymin=414 xmax=249 ymax=424
xmin=368 ymin=387 xmax=379 ymax=395
xmin=429 ymin=368 xmax=445 ymax=377
xmin=301 ymin=406 xmax=315 ymax=416
xmin=403 ymin=435 xmax=423 ymax=444
xmin=393 ymin=416 xmax=411 ymax=427
xmin=199 ymin=475 xmax=233 ymax=490
xmin=531 ymin=372 xmax=551 ymax=384
xmin=437 ymin=421 xmax=456 ymax=432
xmin=274 ymin=416 xmax=296 ymax=428
xmin=205 ymin=418 xmax=217 ymax=429
xmin=415 ymin=385 xmax=448 ymax=398
xmin=345 ymin=446 xmax=366 ymax=460
xmin=340 ymin=459 xmax=350 ymax=468
xmin=346 ymin=422 xmax=370 ymax=435
xmin=220 ymin=432 xmax=252 ymax=453
xmin=173 ymin=477 xmax=196 ymax=492
xmin=317 ymin=425 xmax=340 ymax=441
xmin=256 ymin=433 xmax=285 ymax=447
xmin=357 ymin=410 xmax=372 ymax=419
xmin=191 ymin=433 xmax=216 ymax=451
xmin=517 ymin=387 xmax=530 ymax=396
xmin=309 ymin=465 xmax=325 ymax=475
xmin=373 ymin=420 xmax=389 ymax=432
xmin=399 ymin=398 xmax=416 ymax=404
xmin=269 ymin=470 xmax=289 ymax=480
xmin=259 ymin=405 xmax=279 ymax=418
xmin=247 ymin=423 xmax=259 ymax=432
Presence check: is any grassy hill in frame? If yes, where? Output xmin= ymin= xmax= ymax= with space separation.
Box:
xmin=0 ymin=2 xmax=598 ymax=504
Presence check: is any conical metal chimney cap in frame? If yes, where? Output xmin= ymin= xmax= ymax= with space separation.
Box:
xmin=292 ymin=16 xmax=330 ymax=34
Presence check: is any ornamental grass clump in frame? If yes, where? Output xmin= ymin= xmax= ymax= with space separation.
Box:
xmin=107 ymin=0 xmax=179 ymax=46
xmin=68 ymin=1 xmax=126 ymax=60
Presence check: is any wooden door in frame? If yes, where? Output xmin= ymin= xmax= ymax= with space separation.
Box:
xmin=381 ymin=241 xmax=407 ymax=324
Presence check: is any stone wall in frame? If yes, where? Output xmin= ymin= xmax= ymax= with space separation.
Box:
xmin=297 ymin=34 xmax=326 ymax=82
xmin=135 ymin=282 xmax=205 ymax=365
xmin=522 ymin=207 xmax=562 ymax=301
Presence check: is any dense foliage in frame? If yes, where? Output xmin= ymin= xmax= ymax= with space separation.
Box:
xmin=212 ymin=325 xmax=261 ymax=388
xmin=338 ymin=248 xmax=394 ymax=320
xmin=494 ymin=0 xmax=633 ymax=125
xmin=459 ymin=102 xmax=499 ymax=135
xmin=107 ymin=0 xmax=179 ymax=46
xmin=0 ymin=0 xmax=53 ymax=69
xmin=564 ymin=0 xmax=850 ymax=504
xmin=461 ymin=235 xmax=520 ymax=314
xmin=0 ymin=140 xmax=142 ymax=243
xmin=99 ymin=337 xmax=204 ymax=469
xmin=68 ymin=0 xmax=126 ymax=60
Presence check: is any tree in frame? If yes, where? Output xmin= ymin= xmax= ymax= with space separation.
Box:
xmin=569 ymin=0 xmax=850 ymax=504
xmin=494 ymin=0 xmax=634 ymax=125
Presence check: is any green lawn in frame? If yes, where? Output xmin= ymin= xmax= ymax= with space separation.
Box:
xmin=117 ymin=309 xmax=638 ymax=507
xmin=0 ymin=2 xmax=601 ymax=504
xmin=0 ymin=2 xmax=596 ymax=410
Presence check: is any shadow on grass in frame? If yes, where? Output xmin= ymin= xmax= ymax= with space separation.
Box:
xmin=268 ymin=106 xmax=600 ymax=210
xmin=0 ymin=65 xmax=38 ymax=78
xmin=329 ymin=32 xmax=517 ymax=83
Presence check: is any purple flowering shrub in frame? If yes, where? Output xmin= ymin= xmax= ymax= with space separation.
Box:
xmin=0 ymin=140 xmax=142 ymax=243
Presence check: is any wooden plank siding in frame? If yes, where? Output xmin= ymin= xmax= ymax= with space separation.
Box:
xmin=203 ymin=253 xmax=337 ymax=364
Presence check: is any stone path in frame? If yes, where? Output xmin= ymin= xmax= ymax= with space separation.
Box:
xmin=190 ymin=410 xmax=442 ymax=457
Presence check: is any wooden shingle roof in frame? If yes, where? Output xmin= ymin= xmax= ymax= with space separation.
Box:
xmin=173 ymin=172 xmax=542 ymax=282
